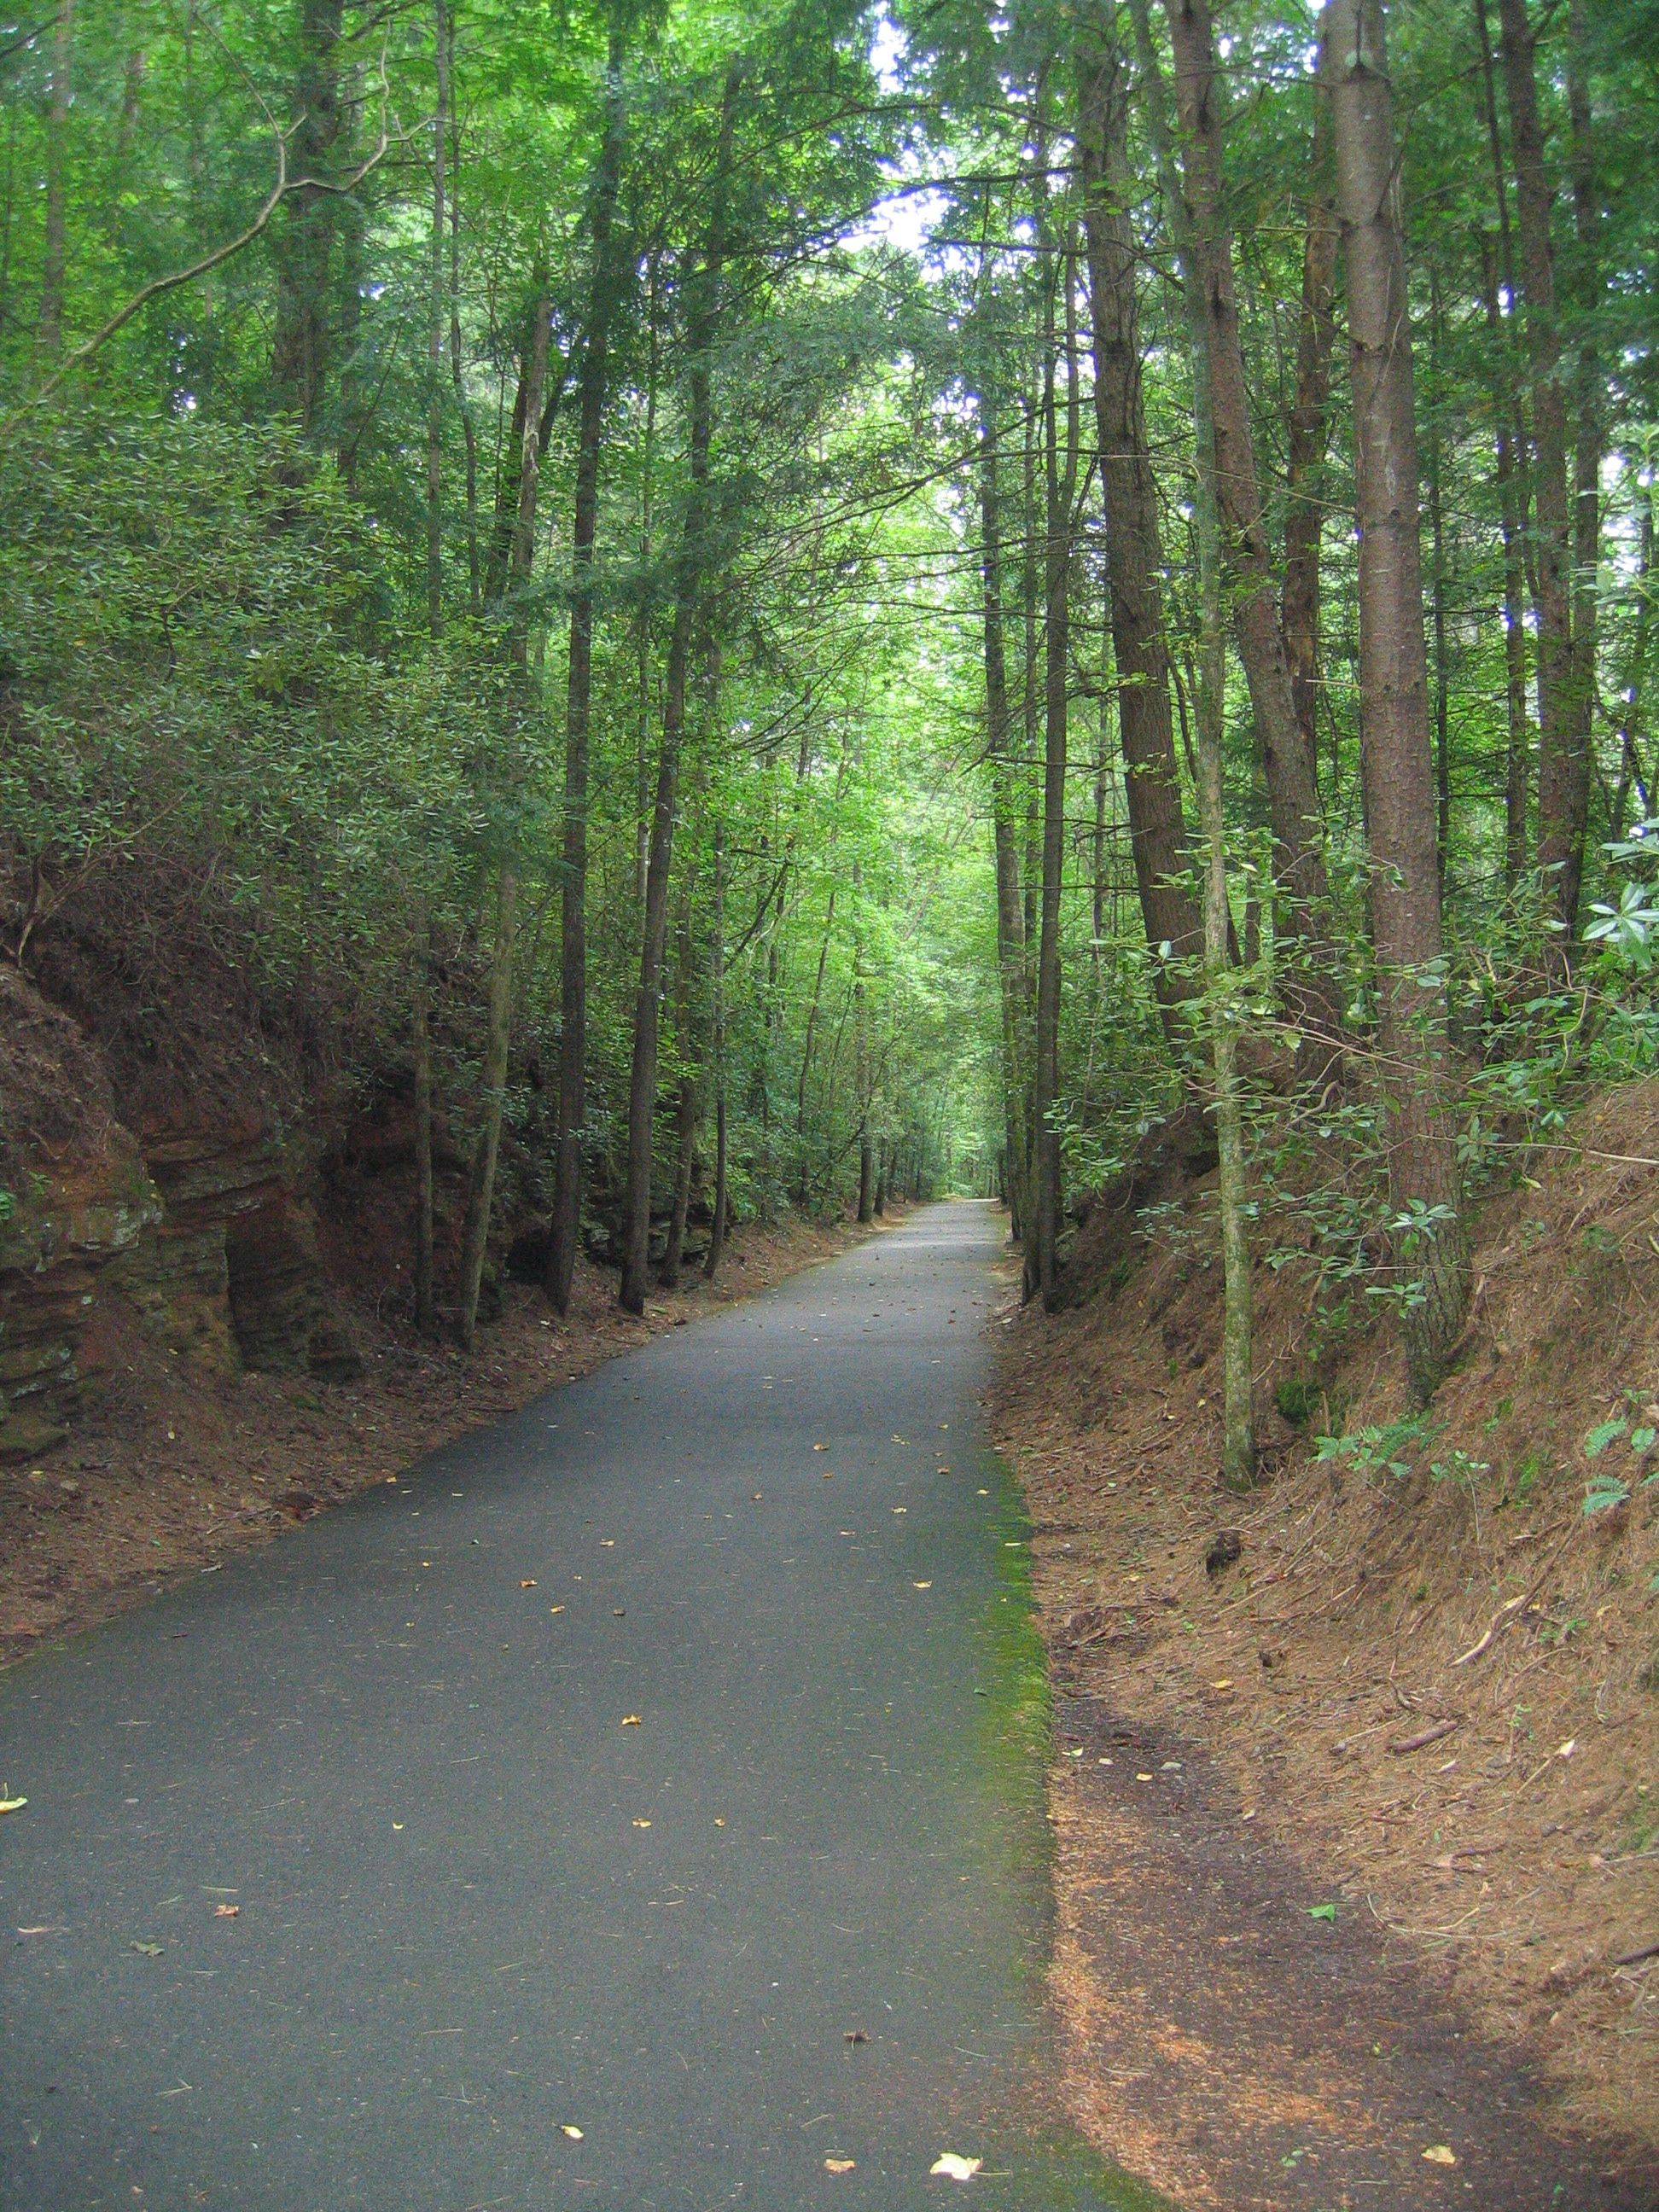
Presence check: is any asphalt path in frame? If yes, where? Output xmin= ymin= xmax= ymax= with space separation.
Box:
xmin=1 ymin=1201 xmax=1147 ymax=2211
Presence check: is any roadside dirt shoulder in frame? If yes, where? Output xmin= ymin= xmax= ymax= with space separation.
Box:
xmin=990 ymin=1082 xmax=1659 ymax=2208
xmin=1 ymin=1213 xmax=882 ymax=1671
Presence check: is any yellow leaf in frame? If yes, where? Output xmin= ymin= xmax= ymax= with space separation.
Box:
xmin=632 ymin=1818 xmax=651 ymax=1829
xmin=520 ymin=1579 xmax=537 ymax=1588
xmin=714 ymin=1818 xmax=725 ymax=1827
xmin=622 ymin=1714 xmax=642 ymax=1726
xmin=824 ymin=2157 xmax=855 ymax=2174
xmin=930 ymin=2154 xmax=981 ymax=2180
xmin=213 ymin=1904 xmax=240 ymax=1918
xmin=0 ymin=1795 xmax=26 ymax=1815
xmin=1422 ymin=2145 xmax=1457 ymax=2166
xmin=813 ymin=1443 xmax=827 ymax=1451
xmin=562 ymin=2123 xmax=584 ymax=2140
xmin=550 ymin=1604 xmax=565 ymax=1615
xmin=913 ymin=1580 xmax=932 ymax=1590
xmin=1211 ymin=1679 xmax=1233 ymax=1691
xmin=601 ymin=1539 xmax=615 ymax=1547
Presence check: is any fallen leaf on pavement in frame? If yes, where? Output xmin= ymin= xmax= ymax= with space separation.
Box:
xmin=600 ymin=1539 xmax=614 ymax=1547
xmin=930 ymin=2153 xmax=981 ymax=2180
xmin=550 ymin=1604 xmax=565 ymax=1614
xmin=520 ymin=1580 xmax=537 ymax=1588
xmin=714 ymin=1818 xmax=725 ymax=1827
xmin=1422 ymin=2145 xmax=1457 ymax=2165
xmin=813 ymin=1444 xmax=828 ymax=1452
xmin=131 ymin=1941 xmax=164 ymax=1956
xmin=213 ymin=1904 xmax=240 ymax=1918
xmin=824 ymin=2157 xmax=855 ymax=2174
xmin=17 ymin=1925 xmax=67 ymax=1936
xmin=632 ymin=1819 xmax=651 ymax=1828
xmin=913 ymin=1580 xmax=932 ymax=1590
xmin=0 ymin=1793 xmax=26 ymax=1814
xmin=622 ymin=1714 xmax=642 ymax=1726
xmin=562 ymin=2123 xmax=584 ymax=2140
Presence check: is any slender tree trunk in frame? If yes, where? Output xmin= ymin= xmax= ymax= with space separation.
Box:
xmin=411 ymin=904 xmax=436 ymax=1335
xmin=457 ymin=869 xmax=516 ymax=1348
xmin=978 ymin=405 xmax=1033 ymax=1266
xmin=660 ymin=898 xmax=698 ymax=1287
xmin=1499 ymin=0 xmax=1584 ymax=953
xmin=795 ymin=885 xmax=835 ymax=1202
xmin=619 ymin=61 xmax=737 ymax=1316
xmin=547 ymin=26 xmax=628 ymax=1316
xmin=1477 ymin=228 xmax=1533 ymax=891
xmin=1567 ymin=0 xmax=1602 ymax=859
xmin=703 ymin=821 xmax=729 ymax=1282
xmin=1611 ymin=485 xmax=1654 ymax=837
xmin=1136 ymin=0 xmax=1255 ymax=1483
xmin=1428 ymin=282 xmax=1452 ymax=888
xmin=1161 ymin=0 xmax=1338 ymax=1013
xmin=448 ymin=27 xmax=480 ymax=614
xmin=426 ymin=0 xmax=450 ymax=637
xmin=637 ymin=255 xmax=661 ymax=913
xmin=1034 ymin=234 xmax=1080 ymax=1313
xmin=38 ymin=0 xmax=72 ymax=359
xmin=1076 ymin=26 xmax=1204 ymax=1031
xmin=1329 ymin=0 xmax=1470 ymax=1402
xmin=271 ymin=0 xmax=346 ymax=431
xmin=1281 ymin=32 xmax=1338 ymax=789
xmin=855 ymin=960 xmax=873 ymax=1225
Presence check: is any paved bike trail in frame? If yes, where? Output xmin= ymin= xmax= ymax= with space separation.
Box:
xmin=0 ymin=1201 xmax=1147 ymax=2211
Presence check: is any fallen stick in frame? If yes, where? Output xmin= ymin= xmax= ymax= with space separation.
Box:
xmin=1388 ymin=1716 xmax=1462 ymax=1755
xmin=1610 ymin=1939 xmax=1659 ymax=1969
xmin=1453 ymin=1525 xmax=1577 ymax=1667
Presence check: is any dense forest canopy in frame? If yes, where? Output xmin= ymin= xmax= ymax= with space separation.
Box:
xmin=2 ymin=0 xmax=1656 ymax=1404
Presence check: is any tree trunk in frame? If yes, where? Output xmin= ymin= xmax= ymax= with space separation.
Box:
xmin=1428 ymin=284 xmax=1452 ymax=888
xmin=855 ymin=964 xmax=873 ymax=1225
xmin=1567 ymin=0 xmax=1602 ymax=876
xmin=38 ymin=0 xmax=72 ymax=359
xmin=796 ymin=886 xmax=835 ymax=1202
xmin=426 ymin=0 xmax=450 ymax=637
xmin=411 ymin=904 xmax=435 ymax=1335
xmin=1477 ymin=229 xmax=1533 ymax=892
xmin=1134 ymin=0 xmax=1254 ymax=1485
xmin=271 ymin=0 xmax=346 ymax=431
xmin=1162 ymin=0 xmax=1337 ymax=1015
xmin=977 ymin=405 xmax=1033 ymax=1268
xmin=619 ymin=60 xmax=737 ymax=1317
xmin=546 ymin=26 xmax=629 ymax=1316
xmin=1329 ymin=0 xmax=1470 ymax=1403
xmin=1611 ymin=482 xmax=1653 ymax=837
xmin=457 ymin=866 xmax=517 ymax=1349
xmin=1076 ymin=30 xmax=1204 ymax=1031
xmin=660 ymin=899 xmax=699 ymax=1288
xmin=1034 ymin=232 xmax=1080 ymax=1313
xmin=703 ymin=821 xmax=729 ymax=1283
xmin=1281 ymin=31 xmax=1338 ymax=789
xmin=448 ymin=38 xmax=480 ymax=614
xmin=1499 ymin=0 xmax=1584 ymax=953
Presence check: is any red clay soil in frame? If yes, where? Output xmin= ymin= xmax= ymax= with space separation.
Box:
xmin=0 ymin=1214 xmax=879 ymax=1672
xmin=992 ymin=1080 xmax=1659 ymax=2210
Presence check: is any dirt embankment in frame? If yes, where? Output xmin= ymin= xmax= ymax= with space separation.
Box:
xmin=992 ymin=1080 xmax=1659 ymax=2209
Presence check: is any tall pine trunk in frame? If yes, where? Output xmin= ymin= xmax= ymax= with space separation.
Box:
xmin=1162 ymin=0 xmax=1339 ymax=1026
xmin=1034 ymin=232 xmax=1080 ymax=1312
xmin=1280 ymin=31 xmax=1338 ymax=789
xmin=1076 ymin=26 xmax=1203 ymax=1032
xmin=271 ymin=0 xmax=346 ymax=431
xmin=977 ymin=405 xmax=1033 ymax=1264
xmin=620 ymin=61 xmax=738 ymax=1315
xmin=1132 ymin=0 xmax=1254 ymax=1487
xmin=457 ymin=867 xmax=517 ymax=1348
xmin=38 ymin=0 xmax=72 ymax=358
xmin=411 ymin=903 xmax=436 ymax=1335
xmin=1499 ymin=0 xmax=1584 ymax=953
xmin=1329 ymin=0 xmax=1470 ymax=1402
xmin=547 ymin=25 xmax=629 ymax=1315
xmin=425 ymin=0 xmax=450 ymax=637
xmin=703 ymin=822 xmax=729 ymax=1283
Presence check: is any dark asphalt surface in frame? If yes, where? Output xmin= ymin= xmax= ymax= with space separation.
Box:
xmin=1 ymin=1202 xmax=1148 ymax=2211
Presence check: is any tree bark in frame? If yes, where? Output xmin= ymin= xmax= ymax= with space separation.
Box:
xmin=271 ymin=0 xmax=346 ymax=431
xmin=1567 ymin=0 xmax=1602 ymax=876
xmin=457 ymin=866 xmax=517 ymax=1349
xmin=38 ymin=0 xmax=72 ymax=358
xmin=659 ymin=895 xmax=699 ymax=1288
xmin=1499 ymin=0 xmax=1584 ymax=952
xmin=1329 ymin=0 xmax=1470 ymax=1402
xmin=703 ymin=820 xmax=729 ymax=1282
xmin=546 ymin=25 xmax=629 ymax=1315
xmin=1476 ymin=227 xmax=1533 ymax=892
xmin=1162 ymin=0 xmax=1337 ymax=1013
xmin=977 ymin=404 xmax=1033 ymax=1270
xmin=448 ymin=32 xmax=480 ymax=614
xmin=1034 ymin=230 xmax=1080 ymax=1313
xmin=411 ymin=903 xmax=436 ymax=1335
xmin=426 ymin=0 xmax=450 ymax=637
xmin=1076 ymin=29 xmax=1204 ymax=1032
xmin=1281 ymin=31 xmax=1338 ymax=790
xmin=795 ymin=885 xmax=835 ymax=1202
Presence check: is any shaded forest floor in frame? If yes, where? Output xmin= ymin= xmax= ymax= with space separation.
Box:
xmin=0 ymin=1212 xmax=880 ymax=1672
xmin=992 ymin=1080 xmax=1659 ymax=2208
